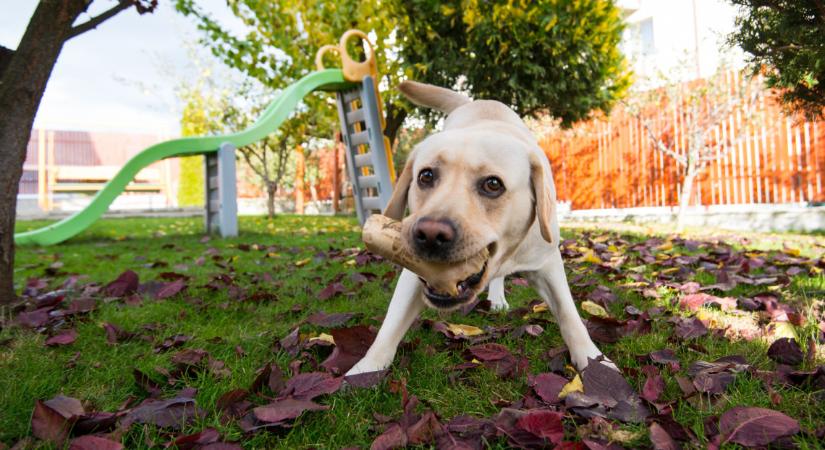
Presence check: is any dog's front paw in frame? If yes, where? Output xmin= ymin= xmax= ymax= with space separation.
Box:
xmin=345 ymin=354 xmax=393 ymax=377
xmin=489 ymin=298 xmax=509 ymax=312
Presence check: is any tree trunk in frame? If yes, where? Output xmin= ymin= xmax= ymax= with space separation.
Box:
xmin=265 ymin=182 xmax=277 ymax=218
xmin=676 ymin=167 xmax=697 ymax=231
xmin=384 ymin=103 xmax=407 ymax=150
xmin=294 ymin=144 xmax=305 ymax=214
xmin=0 ymin=1 xmax=89 ymax=305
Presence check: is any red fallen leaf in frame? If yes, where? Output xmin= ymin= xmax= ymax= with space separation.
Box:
xmin=105 ymin=270 xmax=139 ymax=297
xmin=767 ymin=338 xmax=803 ymax=366
xmin=279 ymin=327 xmax=301 ymax=356
xmin=253 ymin=398 xmax=328 ymax=424
xmin=167 ymin=427 xmax=220 ymax=449
xmin=406 ymin=411 xmax=442 ymax=445
xmin=529 ymin=372 xmax=568 ymax=404
xmin=584 ymin=316 xmax=627 ymax=344
xmin=580 ymin=358 xmax=649 ymax=423
xmin=648 ymin=349 xmax=681 ymax=372
xmin=718 ymin=406 xmax=799 ymax=447
xmin=466 ymin=343 xmax=511 ymax=361
xmin=31 ymin=395 xmax=85 ymax=443
xmin=200 ymin=443 xmax=243 ymax=450
xmin=279 ymin=372 xmax=342 ymax=401
xmin=45 ymin=329 xmax=78 ymax=347
xmin=102 ymin=322 xmax=134 ymax=345
xmin=370 ymin=423 xmax=407 ymax=450
xmin=305 ymin=311 xmax=355 ymax=328
xmin=69 ymin=435 xmax=123 ymax=450
xmin=673 ymin=317 xmax=708 ymax=339
xmin=216 ymin=389 xmax=249 ymax=417
xmin=153 ymin=334 xmax=192 ymax=353
xmin=171 ymin=348 xmax=209 ymax=368
xmin=156 ymin=279 xmax=187 ymax=299
xmin=321 ymin=325 xmax=376 ymax=375
xmin=17 ymin=307 xmax=52 ymax=328
xmin=123 ymin=396 xmax=202 ymax=430
xmin=641 ymin=366 xmax=664 ymax=403
xmin=250 ymin=363 xmax=285 ymax=394
xmin=648 ymin=422 xmax=679 ymax=450
xmin=344 ymin=370 xmax=388 ymax=388
xmin=516 ymin=410 xmax=564 ymax=443
xmin=318 ymin=282 xmax=346 ymax=300
xmin=73 ymin=411 xmax=118 ymax=435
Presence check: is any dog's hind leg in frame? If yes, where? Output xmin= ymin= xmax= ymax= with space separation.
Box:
xmin=487 ymin=276 xmax=509 ymax=311
xmin=346 ymin=269 xmax=425 ymax=376
xmin=528 ymin=248 xmax=616 ymax=371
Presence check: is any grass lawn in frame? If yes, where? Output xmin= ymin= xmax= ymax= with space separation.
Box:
xmin=2 ymin=215 xmax=824 ymax=449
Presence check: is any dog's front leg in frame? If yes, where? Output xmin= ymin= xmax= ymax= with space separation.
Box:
xmin=346 ymin=268 xmax=425 ymax=376
xmin=487 ymin=276 xmax=509 ymax=311
xmin=528 ymin=248 xmax=613 ymax=371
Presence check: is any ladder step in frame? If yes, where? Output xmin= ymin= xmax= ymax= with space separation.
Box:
xmin=354 ymin=152 xmax=373 ymax=168
xmin=346 ymin=108 xmax=365 ymax=124
xmin=208 ymin=199 xmax=220 ymax=211
xmin=208 ymin=175 xmax=218 ymax=187
xmin=358 ymin=175 xmax=378 ymax=188
xmin=350 ymin=130 xmax=369 ymax=147
xmin=342 ymin=89 xmax=361 ymax=103
xmin=361 ymin=197 xmax=381 ymax=210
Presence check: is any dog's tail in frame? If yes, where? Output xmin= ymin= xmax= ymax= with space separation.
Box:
xmin=398 ymin=80 xmax=471 ymax=114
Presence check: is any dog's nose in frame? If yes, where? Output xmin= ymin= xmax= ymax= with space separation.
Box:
xmin=412 ymin=217 xmax=457 ymax=257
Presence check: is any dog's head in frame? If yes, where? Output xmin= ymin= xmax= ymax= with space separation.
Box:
xmin=386 ymin=81 xmax=557 ymax=310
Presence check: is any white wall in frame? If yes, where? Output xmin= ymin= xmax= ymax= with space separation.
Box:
xmin=620 ymin=0 xmax=745 ymax=86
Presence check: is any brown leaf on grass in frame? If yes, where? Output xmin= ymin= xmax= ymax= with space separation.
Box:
xmin=647 ymin=349 xmax=681 ymax=372
xmin=102 ymin=322 xmax=135 ymax=345
xmin=318 ymin=282 xmax=346 ymax=300
xmin=17 ymin=307 xmax=52 ymax=328
xmin=123 ymin=396 xmax=203 ymax=430
xmin=153 ymin=334 xmax=192 ymax=353
xmin=167 ymin=427 xmax=220 ymax=449
xmin=321 ymin=325 xmax=376 ymax=375
xmin=155 ymin=279 xmax=187 ymax=299
xmin=464 ymin=343 xmax=522 ymax=379
xmin=216 ymin=389 xmax=250 ymax=419
xmin=69 ymin=435 xmax=123 ymax=450
xmin=648 ymin=422 xmax=680 ymax=450
xmin=578 ymin=358 xmax=649 ymax=423
xmin=516 ymin=410 xmax=564 ymax=443
xmin=344 ymin=370 xmax=389 ymax=388
xmin=305 ymin=311 xmax=355 ymax=328
xmin=45 ymin=329 xmax=78 ymax=346
xmin=529 ymin=372 xmax=569 ymax=404
xmin=278 ymin=327 xmax=301 ymax=356
xmin=105 ymin=270 xmax=139 ymax=297
xmin=280 ymin=372 xmax=342 ymax=401
xmin=641 ymin=366 xmax=665 ymax=403
xmin=31 ymin=396 xmax=85 ymax=444
xmin=253 ymin=398 xmax=328 ymax=424
xmin=718 ymin=406 xmax=799 ymax=447
xmin=672 ymin=317 xmax=708 ymax=339
xmin=767 ymin=338 xmax=803 ymax=366
xmin=370 ymin=423 xmax=407 ymax=450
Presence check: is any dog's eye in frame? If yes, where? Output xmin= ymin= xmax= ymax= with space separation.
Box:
xmin=418 ymin=168 xmax=436 ymax=187
xmin=479 ymin=176 xmax=505 ymax=197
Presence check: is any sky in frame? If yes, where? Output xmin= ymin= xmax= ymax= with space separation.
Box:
xmin=0 ymin=0 xmax=246 ymax=135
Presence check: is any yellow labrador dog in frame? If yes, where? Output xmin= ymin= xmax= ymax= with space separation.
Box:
xmin=346 ymin=81 xmax=607 ymax=375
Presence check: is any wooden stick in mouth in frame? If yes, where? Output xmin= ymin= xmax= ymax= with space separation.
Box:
xmin=362 ymin=214 xmax=489 ymax=297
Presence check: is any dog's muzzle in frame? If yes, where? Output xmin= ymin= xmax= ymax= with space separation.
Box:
xmin=420 ymin=261 xmax=488 ymax=309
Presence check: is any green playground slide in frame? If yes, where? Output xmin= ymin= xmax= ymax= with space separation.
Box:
xmin=15 ymin=69 xmax=349 ymax=246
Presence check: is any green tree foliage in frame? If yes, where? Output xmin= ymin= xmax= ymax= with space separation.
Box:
xmin=175 ymin=0 xmax=630 ymax=150
xmin=389 ymin=0 xmax=631 ymax=126
xmin=728 ymin=0 xmax=825 ymax=119
xmin=176 ymin=76 xmax=230 ymax=207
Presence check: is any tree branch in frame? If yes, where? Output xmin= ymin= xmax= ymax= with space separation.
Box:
xmin=638 ymin=116 xmax=687 ymax=166
xmin=66 ymin=1 xmax=132 ymax=40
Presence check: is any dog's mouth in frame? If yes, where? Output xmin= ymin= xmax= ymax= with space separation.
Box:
xmin=420 ymin=260 xmax=488 ymax=308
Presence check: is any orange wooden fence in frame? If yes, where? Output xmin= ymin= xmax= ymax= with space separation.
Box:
xmin=538 ymin=76 xmax=825 ymax=210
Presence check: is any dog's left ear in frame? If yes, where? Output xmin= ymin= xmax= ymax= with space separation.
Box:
xmin=383 ymin=151 xmax=415 ymax=220
xmin=529 ymin=152 xmax=555 ymax=244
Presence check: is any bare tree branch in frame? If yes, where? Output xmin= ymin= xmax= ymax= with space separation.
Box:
xmin=66 ymin=1 xmax=132 ymax=40
xmin=638 ymin=117 xmax=687 ymax=166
